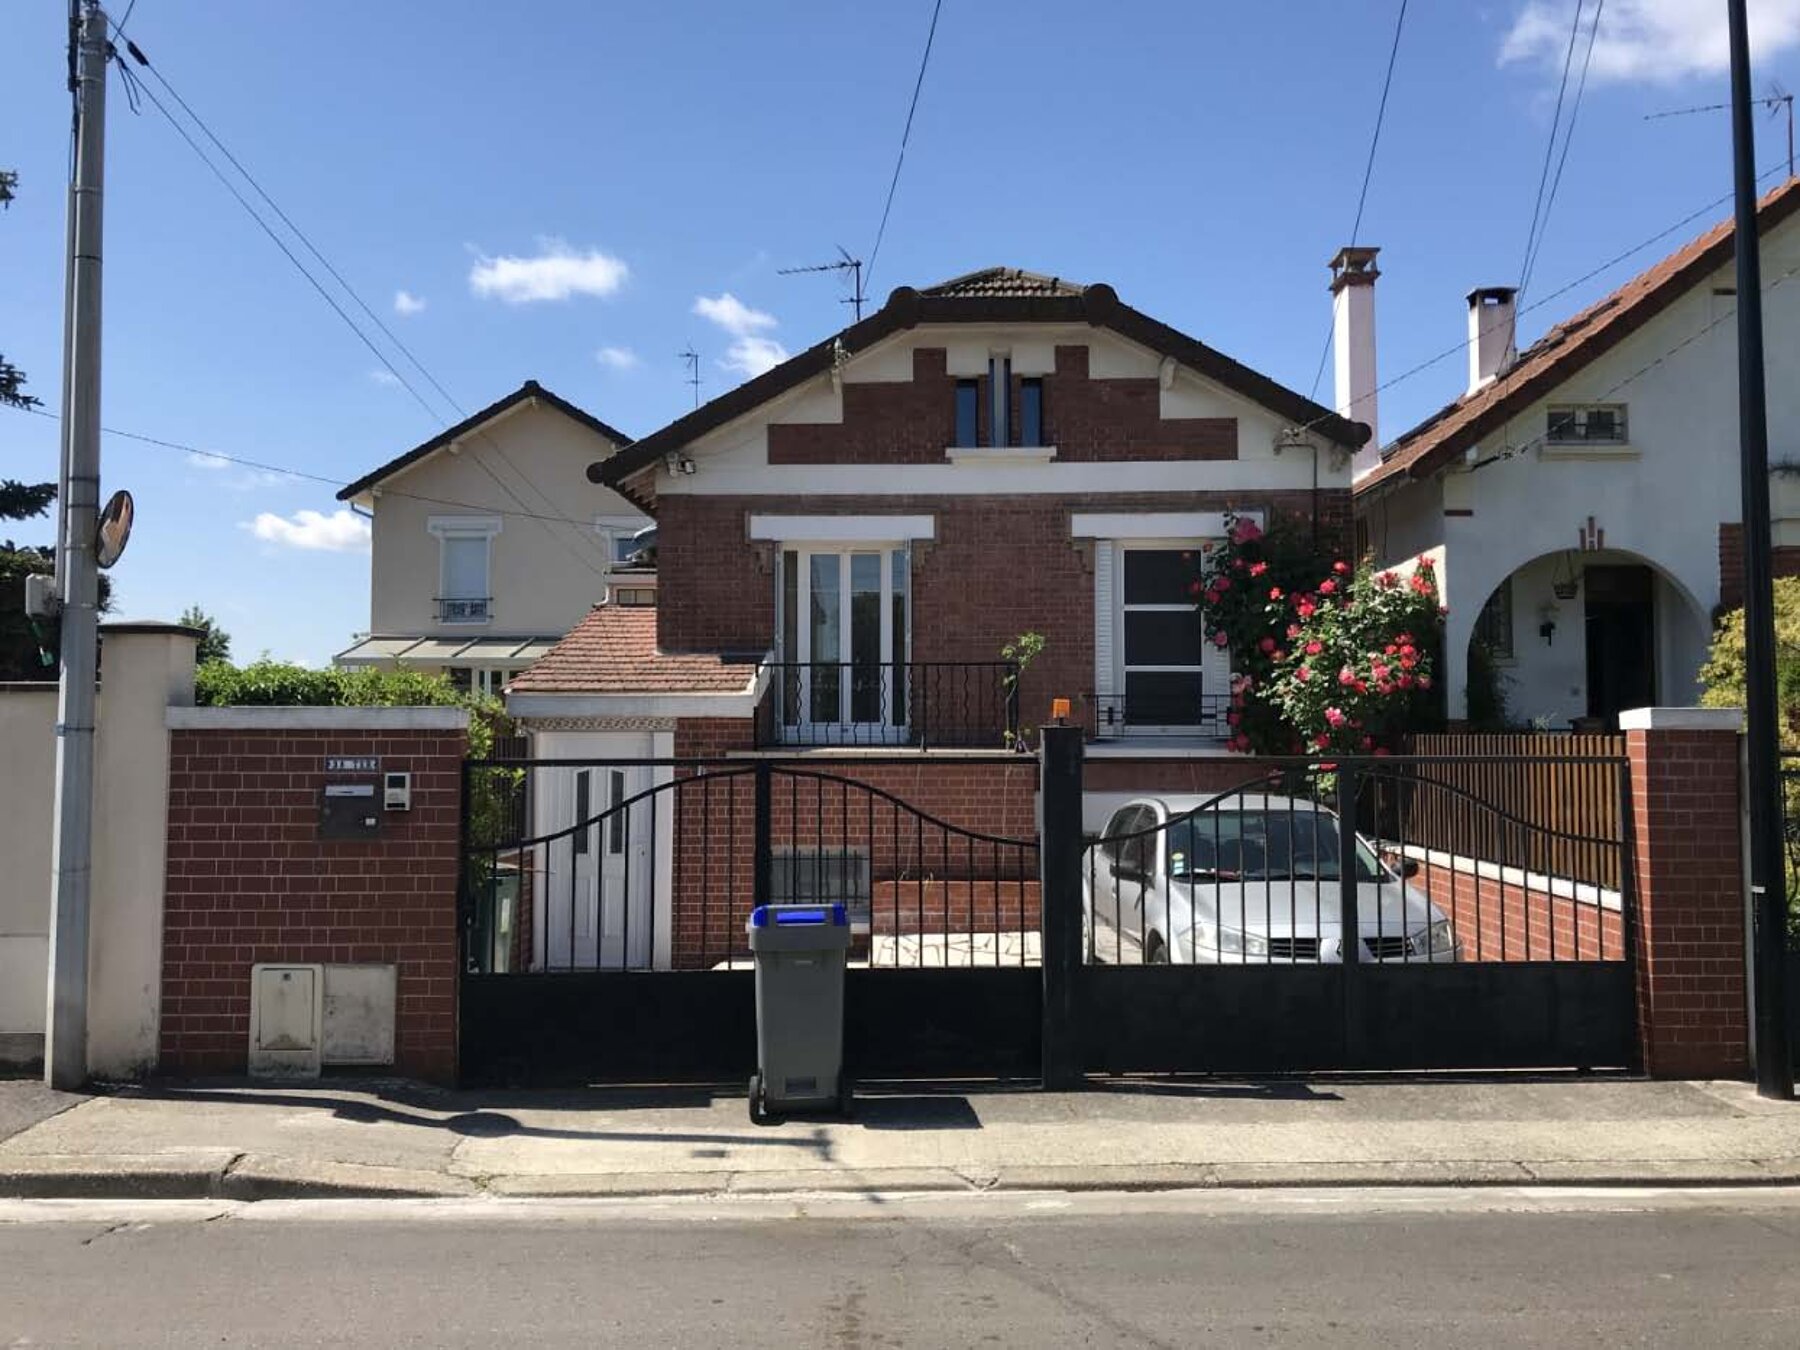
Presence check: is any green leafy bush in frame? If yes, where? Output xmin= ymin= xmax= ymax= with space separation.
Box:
xmin=1699 ymin=577 xmax=1800 ymax=749
xmin=195 ymin=659 xmax=508 ymax=757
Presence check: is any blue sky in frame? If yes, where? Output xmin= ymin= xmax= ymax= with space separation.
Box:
xmin=3 ymin=0 xmax=1799 ymax=666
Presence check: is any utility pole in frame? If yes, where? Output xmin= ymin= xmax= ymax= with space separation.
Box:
xmin=1727 ymin=0 xmax=1793 ymax=1100
xmin=45 ymin=1 xmax=108 ymax=1091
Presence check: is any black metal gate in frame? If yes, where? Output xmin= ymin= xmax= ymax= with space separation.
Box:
xmin=459 ymin=755 xmax=1040 ymax=1086
xmin=1066 ymin=749 xmax=1638 ymax=1075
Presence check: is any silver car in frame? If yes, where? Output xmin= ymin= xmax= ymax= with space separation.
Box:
xmin=1085 ymin=794 xmax=1461 ymax=965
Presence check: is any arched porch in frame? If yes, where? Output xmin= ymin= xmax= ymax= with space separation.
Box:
xmin=1451 ymin=548 xmax=1712 ymax=730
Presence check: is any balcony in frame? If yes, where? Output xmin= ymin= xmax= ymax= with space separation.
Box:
xmin=1092 ymin=688 xmax=1233 ymax=741
xmin=757 ymin=661 xmax=1020 ymax=749
xmin=436 ymin=596 xmax=492 ymax=625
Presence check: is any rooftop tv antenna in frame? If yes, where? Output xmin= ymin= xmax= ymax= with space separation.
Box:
xmin=778 ymin=246 xmax=867 ymax=321
xmin=678 ymin=346 xmax=701 ymax=408
xmin=1645 ymin=82 xmax=1794 ymax=179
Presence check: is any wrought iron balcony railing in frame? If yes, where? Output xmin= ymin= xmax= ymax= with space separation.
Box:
xmin=436 ymin=596 xmax=492 ymax=624
xmin=757 ymin=660 xmax=1020 ymax=749
xmin=1092 ymin=688 xmax=1233 ymax=739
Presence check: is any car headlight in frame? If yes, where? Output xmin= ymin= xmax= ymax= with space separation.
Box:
xmin=1218 ymin=927 xmax=1268 ymax=957
xmin=1426 ymin=919 xmax=1456 ymax=953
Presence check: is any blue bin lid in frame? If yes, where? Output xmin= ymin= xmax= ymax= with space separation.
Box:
xmin=749 ymin=903 xmax=848 ymax=928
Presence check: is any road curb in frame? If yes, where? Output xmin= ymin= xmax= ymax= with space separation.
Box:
xmin=6 ymin=1157 xmax=1800 ymax=1201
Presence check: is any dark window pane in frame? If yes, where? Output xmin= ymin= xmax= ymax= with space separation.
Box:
xmin=1547 ymin=410 xmax=1578 ymax=440
xmin=891 ymin=551 xmax=908 ymax=727
xmin=573 ymin=770 xmax=590 ymax=855
xmin=1123 ymin=550 xmax=1194 ymax=604
xmin=608 ymin=770 xmax=625 ymax=854
xmin=1125 ymin=671 xmax=1203 ymax=726
xmin=1585 ymin=408 xmax=1618 ymax=439
xmin=1020 ymin=378 xmax=1043 ymax=446
xmin=955 ymin=381 xmax=979 ymax=446
xmin=1124 ymin=610 xmax=1203 ymax=666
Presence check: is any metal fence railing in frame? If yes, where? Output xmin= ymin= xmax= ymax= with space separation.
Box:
xmin=755 ymin=660 xmax=1020 ymax=749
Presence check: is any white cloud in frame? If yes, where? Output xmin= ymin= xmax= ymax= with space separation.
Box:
xmin=1501 ymin=0 xmax=1800 ymax=83
xmin=469 ymin=239 xmax=629 ymax=303
xmin=246 ymin=508 xmax=371 ymax=553
xmin=185 ymin=450 xmax=231 ymax=472
xmin=368 ymin=368 xmax=402 ymax=387
xmin=393 ymin=289 xmax=427 ymax=316
xmin=694 ymin=292 xmax=789 ymax=378
xmin=719 ymin=335 xmax=790 ymax=378
xmin=693 ymin=292 xmax=778 ymax=336
xmin=595 ymin=345 xmax=641 ymax=371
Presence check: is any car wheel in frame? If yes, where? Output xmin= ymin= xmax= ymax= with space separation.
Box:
xmin=1144 ymin=932 xmax=1169 ymax=965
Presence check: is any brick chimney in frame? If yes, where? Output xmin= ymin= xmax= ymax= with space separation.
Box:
xmin=1467 ymin=286 xmax=1518 ymax=394
xmin=1330 ymin=246 xmax=1381 ymax=480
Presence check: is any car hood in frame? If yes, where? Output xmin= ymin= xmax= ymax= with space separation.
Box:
xmin=1130 ymin=879 xmax=1445 ymax=937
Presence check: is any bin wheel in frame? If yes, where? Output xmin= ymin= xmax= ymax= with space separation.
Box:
xmin=838 ymin=1075 xmax=854 ymax=1119
xmin=748 ymin=1073 xmax=771 ymax=1126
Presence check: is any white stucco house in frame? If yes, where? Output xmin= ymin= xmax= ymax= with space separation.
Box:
xmin=332 ymin=381 xmax=649 ymax=694
xmin=1351 ymin=178 xmax=1800 ymax=729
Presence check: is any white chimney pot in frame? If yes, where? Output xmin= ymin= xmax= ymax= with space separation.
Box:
xmin=1330 ymin=246 xmax=1381 ymax=480
xmin=1467 ymin=286 xmax=1518 ymax=395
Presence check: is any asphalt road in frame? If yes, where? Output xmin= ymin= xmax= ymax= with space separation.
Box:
xmin=3 ymin=1188 xmax=1800 ymax=1347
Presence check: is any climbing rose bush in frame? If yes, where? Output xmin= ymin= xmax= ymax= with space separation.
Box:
xmin=1198 ymin=515 xmax=1443 ymax=755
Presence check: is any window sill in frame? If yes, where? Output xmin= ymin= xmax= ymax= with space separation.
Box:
xmin=945 ymin=445 xmax=1057 ymax=465
xmin=1086 ymin=738 xmax=1236 ymax=758
xmin=1538 ymin=442 xmax=1638 ymax=461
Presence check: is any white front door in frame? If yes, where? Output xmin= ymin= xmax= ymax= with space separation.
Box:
xmin=596 ymin=765 xmax=654 ymax=969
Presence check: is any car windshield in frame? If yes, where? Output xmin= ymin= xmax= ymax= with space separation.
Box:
xmin=1166 ymin=809 xmax=1383 ymax=883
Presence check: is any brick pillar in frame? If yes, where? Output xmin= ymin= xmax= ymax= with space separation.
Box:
xmin=1623 ymin=707 xmax=1749 ymax=1079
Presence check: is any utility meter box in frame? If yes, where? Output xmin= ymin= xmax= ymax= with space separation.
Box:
xmin=248 ymin=963 xmax=322 ymax=1078
xmin=319 ymin=782 xmax=380 ymax=839
xmin=383 ymin=771 xmax=412 ymax=812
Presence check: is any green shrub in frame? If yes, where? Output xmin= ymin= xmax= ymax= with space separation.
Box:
xmin=1699 ymin=577 xmax=1800 ymax=749
xmin=195 ymin=659 xmax=508 ymax=757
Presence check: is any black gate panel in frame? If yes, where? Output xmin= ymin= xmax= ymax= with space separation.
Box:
xmin=1078 ymin=965 xmax=1346 ymax=1074
xmin=1355 ymin=961 xmax=1636 ymax=1070
xmin=847 ymin=969 xmax=1040 ymax=1080
xmin=461 ymin=971 xmax=754 ymax=1087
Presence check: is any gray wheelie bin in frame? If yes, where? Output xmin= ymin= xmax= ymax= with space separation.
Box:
xmin=746 ymin=902 xmax=852 ymax=1124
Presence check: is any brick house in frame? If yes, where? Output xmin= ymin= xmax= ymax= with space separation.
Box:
xmin=503 ymin=267 xmax=1368 ymax=967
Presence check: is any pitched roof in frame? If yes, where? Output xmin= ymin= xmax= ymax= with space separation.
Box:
xmin=1362 ymin=177 xmax=1800 ymax=493
xmin=921 ymin=267 xmax=1086 ymax=298
xmin=337 ymin=380 xmax=633 ymax=502
xmin=507 ymin=603 xmax=761 ymax=695
xmin=591 ymin=270 xmax=1369 ymax=506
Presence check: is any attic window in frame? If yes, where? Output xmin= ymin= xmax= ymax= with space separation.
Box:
xmin=1546 ymin=405 xmax=1626 ymax=445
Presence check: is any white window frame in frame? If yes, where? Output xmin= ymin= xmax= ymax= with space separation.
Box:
xmin=775 ymin=542 xmax=912 ymax=743
xmin=428 ymin=516 xmax=501 ymax=626
xmin=1114 ymin=540 xmax=1216 ymax=736
xmin=594 ymin=515 xmax=647 ymax=566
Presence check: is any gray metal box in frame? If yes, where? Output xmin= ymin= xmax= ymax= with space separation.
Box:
xmin=746 ymin=904 xmax=851 ymax=1121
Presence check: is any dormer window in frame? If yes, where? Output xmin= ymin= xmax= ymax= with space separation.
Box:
xmin=1547 ymin=404 xmax=1626 ymax=445
xmin=951 ymin=357 xmax=1047 ymax=451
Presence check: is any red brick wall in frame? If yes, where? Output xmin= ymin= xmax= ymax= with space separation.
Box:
xmin=1717 ymin=521 xmax=1800 ymax=612
xmin=1626 ymin=726 xmax=1749 ymax=1078
xmin=160 ymin=727 xmax=465 ymax=1083
xmin=766 ymin=344 xmax=1235 ymax=466
xmin=1418 ymin=861 xmax=1625 ymax=962
xmin=655 ymin=491 xmax=1355 ymax=734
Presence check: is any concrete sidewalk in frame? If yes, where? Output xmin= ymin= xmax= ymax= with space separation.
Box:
xmin=2 ymin=1077 xmax=1799 ymax=1200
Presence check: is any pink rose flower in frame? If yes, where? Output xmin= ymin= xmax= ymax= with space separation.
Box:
xmin=1305 ymin=640 xmax=1323 ymax=655
xmin=1259 ymin=636 xmax=1277 ymax=654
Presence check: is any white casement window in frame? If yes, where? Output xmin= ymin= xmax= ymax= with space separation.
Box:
xmin=1546 ymin=404 xmax=1627 ymax=445
xmin=1092 ymin=540 xmax=1230 ymax=738
xmin=775 ymin=544 xmax=911 ymax=741
xmin=428 ymin=516 xmax=501 ymax=625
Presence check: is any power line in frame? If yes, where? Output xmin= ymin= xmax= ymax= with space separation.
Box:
xmin=109 ymin=30 xmax=619 ymax=580
xmin=12 ymin=404 xmax=615 ymax=529
xmin=1309 ymin=0 xmax=1411 ymax=401
xmin=1520 ymin=0 xmax=1604 ymax=303
xmin=864 ymin=0 xmax=944 ymax=296
xmin=1516 ymin=0 xmax=1587 ymax=299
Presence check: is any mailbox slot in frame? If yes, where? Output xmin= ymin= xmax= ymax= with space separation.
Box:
xmin=320 ymin=781 xmax=380 ymax=839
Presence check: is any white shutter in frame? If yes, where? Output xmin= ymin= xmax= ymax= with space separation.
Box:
xmin=442 ymin=535 xmax=487 ymax=598
xmin=1093 ymin=540 xmax=1117 ymax=728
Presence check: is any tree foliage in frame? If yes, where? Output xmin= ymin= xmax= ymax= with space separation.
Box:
xmin=1699 ymin=577 xmax=1800 ymax=750
xmin=1198 ymin=514 xmax=1444 ymax=755
xmin=178 ymin=605 xmax=232 ymax=665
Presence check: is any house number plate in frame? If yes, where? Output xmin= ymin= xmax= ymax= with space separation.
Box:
xmin=325 ymin=756 xmax=379 ymax=773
